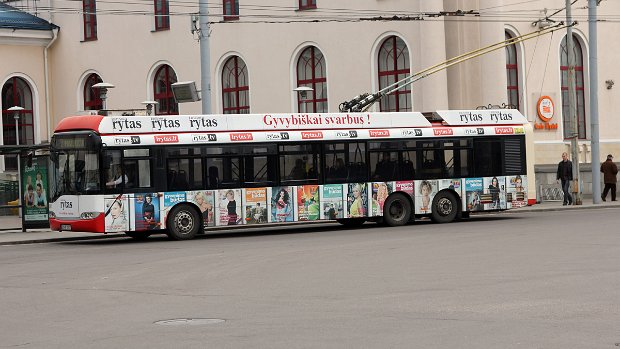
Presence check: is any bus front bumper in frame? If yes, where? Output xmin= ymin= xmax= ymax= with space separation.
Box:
xmin=50 ymin=213 xmax=105 ymax=233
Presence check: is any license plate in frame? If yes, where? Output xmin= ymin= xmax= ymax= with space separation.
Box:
xmin=61 ymin=224 xmax=72 ymax=231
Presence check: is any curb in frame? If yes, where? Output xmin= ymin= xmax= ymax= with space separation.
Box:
xmin=0 ymin=233 xmax=126 ymax=246
xmin=506 ymin=202 xmax=620 ymax=214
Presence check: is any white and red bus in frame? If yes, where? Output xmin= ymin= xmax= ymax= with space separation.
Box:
xmin=48 ymin=110 xmax=535 ymax=240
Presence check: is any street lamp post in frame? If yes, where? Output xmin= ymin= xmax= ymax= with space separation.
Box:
xmin=92 ymin=82 xmax=115 ymax=110
xmin=566 ymin=1 xmax=581 ymax=205
xmin=294 ymin=86 xmax=314 ymax=113
xmin=141 ymin=100 xmax=159 ymax=116
xmin=7 ymin=106 xmax=24 ymax=228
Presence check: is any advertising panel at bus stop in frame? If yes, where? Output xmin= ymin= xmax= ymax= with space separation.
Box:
xmin=21 ymin=155 xmax=50 ymax=229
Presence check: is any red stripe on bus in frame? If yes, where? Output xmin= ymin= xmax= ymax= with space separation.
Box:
xmin=50 ymin=213 xmax=105 ymax=233
xmin=55 ymin=115 xmax=105 ymax=132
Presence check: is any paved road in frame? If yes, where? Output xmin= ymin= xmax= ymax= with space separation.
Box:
xmin=1 ymin=208 xmax=620 ymax=348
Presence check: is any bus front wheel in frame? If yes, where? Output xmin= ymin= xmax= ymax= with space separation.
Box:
xmin=383 ymin=193 xmax=412 ymax=227
xmin=167 ymin=205 xmax=200 ymax=240
xmin=431 ymin=191 xmax=459 ymax=224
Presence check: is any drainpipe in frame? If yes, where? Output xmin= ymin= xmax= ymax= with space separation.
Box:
xmin=44 ymin=28 xmax=59 ymax=141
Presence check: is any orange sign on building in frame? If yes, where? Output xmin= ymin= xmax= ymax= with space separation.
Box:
xmin=534 ymin=95 xmax=559 ymax=130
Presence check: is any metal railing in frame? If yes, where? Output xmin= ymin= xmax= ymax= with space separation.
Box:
xmin=539 ymin=184 xmax=564 ymax=202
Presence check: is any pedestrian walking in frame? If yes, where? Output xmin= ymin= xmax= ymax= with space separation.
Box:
xmin=600 ymin=154 xmax=618 ymax=201
xmin=556 ymin=152 xmax=573 ymax=206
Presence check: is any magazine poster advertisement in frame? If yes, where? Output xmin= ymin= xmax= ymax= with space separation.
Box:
xmin=270 ymin=186 xmax=294 ymax=222
xmin=347 ymin=183 xmax=368 ymax=218
xmin=133 ymin=193 xmax=161 ymax=231
xmin=370 ymin=182 xmax=393 ymax=216
xmin=163 ymin=192 xmax=186 ymax=228
xmin=415 ymin=180 xmax=437 ymax=214
xmin=217 ymin=189 xmax=242 ymax=226
xmin=465 ymin=178 xmax=484 ymax=212
xmin=104 ymin=195 xmax=129 ymax=232
xmin=507 ymin=175 xmax=527 ymax=208
xmin=321 ymin=184 xmax=344 ymax=220
xmin=188 ymin=190 xmax=216 ymax=228
xmin=439 ymin=179 xmax=462 ymax=198
xmin=297 ymin=185 xmax=320 ymax=221
xmin=484 ymin=176 xmax=506 ymax=210
xmin=395 ymin=181 xmax=414 ymax=199
xmin=244 ymin=188 xmax=268 ymax=224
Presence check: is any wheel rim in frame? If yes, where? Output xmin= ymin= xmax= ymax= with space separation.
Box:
xmin=174 ymin=210 xmax=194 ymax=235
xmin=388 ymin=199 xmax=405 ymax=221
xmin=436 ymin=197 xmax=453 ymax=217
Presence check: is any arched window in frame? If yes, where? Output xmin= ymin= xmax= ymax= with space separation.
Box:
xmin=2 ymin=77 xmax=34 ymax=171
xmin=378 ymin=36 xmax=411 ymax=112
xmin=153 ymin=64 xmax=178 ymax=115
xmin=222 ymin=56 xmax=250 ymax=114
xmin=505 ymin=31 xmax=520 ymax=110
xmin=560 ymin=35 xmax=586 ymax=139
xmin=296 ymin=46 xmax=327 ymax=113
xmin=83 ymin=73 xmax=103 ymax=110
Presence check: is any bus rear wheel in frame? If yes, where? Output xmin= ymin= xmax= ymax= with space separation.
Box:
xmin=167 ymin=205 xmax=200 ymax=240
xmin=383 ymin=193 xmax=412 ymax=227
xmin=431 ymin=191 xmax=459 ymax=224
xmin=125 ymin=231 xmax=152 ymax=240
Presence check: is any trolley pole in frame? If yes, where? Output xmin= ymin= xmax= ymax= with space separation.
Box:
xmin=589 ymin=0 xmax=601 ymax=204
xmin=566 ymin=0 xmax=582 ymax=205
xmin=199 ymin=0 xmax=212 ymax=114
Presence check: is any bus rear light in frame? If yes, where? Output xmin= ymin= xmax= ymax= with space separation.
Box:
xmin=80 ymin=212 xmax=99 ymax=220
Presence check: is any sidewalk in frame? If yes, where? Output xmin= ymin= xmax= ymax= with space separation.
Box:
xmin=1 ymin=196 xmax=619 ymax=245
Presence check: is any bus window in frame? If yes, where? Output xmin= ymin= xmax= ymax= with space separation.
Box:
xmin=324 ymin=143 xmax=347 ymax=183
xmin=123 ymin=148 xmax=152 ymax=189
xmin=324 ymin=142 xmax=367 ymax=183
xmin=280 ymin=144 xmax=320 ymax=182
xmin=442 ymin=139 xmax=472 ymax=179
xmin=167 ymin=158 xmax=202 ymax=190
xmin=347 ymin=143 xmax=367 ymax=182
xmin=205 ymin=157 xmax=241 ymax=189
xmin=167 ymin=147 xmax=201 ymax=156
xmin=244 ymin=145 xmax=277 ymax=185
xmin=417 ymin=141 xmax=444 ymax=179
xmin=104 ymin=150 xmax=125 ymax=191
xmin=369 ymin=141 xmax=398 ymax=181
xmin=473 ymin=138 xmax=502 ymax=177
xmin=400 ymin=141 xmax=417 ymax=180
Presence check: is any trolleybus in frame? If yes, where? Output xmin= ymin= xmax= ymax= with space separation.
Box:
xmin=49 ymin=110 xmax=535 ymax=240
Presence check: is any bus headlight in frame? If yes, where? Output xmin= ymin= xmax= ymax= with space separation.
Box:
xmin=49 ymin=211 xmax=56 ymax=219
xmin=80 ymin=212 xmax=99 ymax=220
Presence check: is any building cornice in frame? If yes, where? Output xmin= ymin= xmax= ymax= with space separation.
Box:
xmin=0 ymin=28 xmax=54 ymax=46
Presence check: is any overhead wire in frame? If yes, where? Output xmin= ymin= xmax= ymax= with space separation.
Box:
xmin=3 ymin=0 xmax=619 ymax=23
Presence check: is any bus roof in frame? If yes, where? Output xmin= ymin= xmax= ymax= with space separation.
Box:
xmin=54 ymin=110 xmax=528 ymax=135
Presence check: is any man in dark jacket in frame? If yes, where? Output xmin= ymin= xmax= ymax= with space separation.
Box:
xmin=557 ymin=152 xmax=573 ymax=205
xmin=600 ymin=154 xmax=618 ymax=201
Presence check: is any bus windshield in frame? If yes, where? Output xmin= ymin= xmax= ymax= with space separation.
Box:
xmin=50 ymin=134 xmax=101 ymax=200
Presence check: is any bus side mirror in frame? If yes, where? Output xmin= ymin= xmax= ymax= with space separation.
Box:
xmin=50 ymin=151 xmax=58 ymax=163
